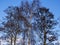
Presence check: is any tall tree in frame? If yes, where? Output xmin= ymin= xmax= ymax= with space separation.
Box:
xmin=19 ymin=0 xmax=40 ymax=45
xmin=36 ymin=7 xmax=57 ymax=45
xmin=2 ymin=6 xmax=29 ymax=45
xmin=13 ymin=0 xmax=41 ymax=45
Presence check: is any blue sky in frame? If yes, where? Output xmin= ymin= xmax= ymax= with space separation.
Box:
xmin=0 ymin=0 xmax=60 ymax=40
xmin=41 ymin=0 xmax=60 ymax=19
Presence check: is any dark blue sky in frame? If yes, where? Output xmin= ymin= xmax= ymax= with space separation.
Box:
xmin=0 ymin=0 xmax=60 ymax=40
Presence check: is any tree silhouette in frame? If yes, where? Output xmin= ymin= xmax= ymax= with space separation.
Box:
xmin=2 ymin=6 xmax=30 ymax=45
xmin=37 ymin=7 xmax=57 ymax=45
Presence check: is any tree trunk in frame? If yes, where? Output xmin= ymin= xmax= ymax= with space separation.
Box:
xmin=28 ymin=27 xmax=31 ymax=45
xmin=43 ymin=30 xmax=46 ymax=45
xmin=11 ymin=36 xmax=12 ymax=45
xmin=14 ymin=34 xmax=16 ymax=45
xmin=28 ymin=11 xmax=32 ymax=45
xmin=23 ymin=32 xmax=25 ymax=45
xmin=28 ymin=39 xmax=30 ymax=45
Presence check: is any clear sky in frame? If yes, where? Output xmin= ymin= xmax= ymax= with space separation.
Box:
xmin=0 ymin=0 xmax=60 ymax=41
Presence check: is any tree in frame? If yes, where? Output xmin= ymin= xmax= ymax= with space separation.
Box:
xmin=17 ymin=0 xmax=41 ymax=45
xmin=36 ymin=7 xmax=57 ymax=45
xmin=2 ymin=6 xmax=29 ymax=45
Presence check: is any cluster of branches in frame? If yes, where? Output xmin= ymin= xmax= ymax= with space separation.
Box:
xmin=0 ymin=0 xmax=58 ymax=45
